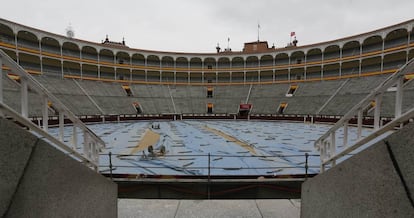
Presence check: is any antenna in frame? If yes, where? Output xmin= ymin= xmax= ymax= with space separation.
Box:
xmin=257 ymin=22 xmax=261 ymax=41
xmin=227 ymin=37 xmax=230 ymax=50
xmin=65 ymin=23 xmax=74 ymax=38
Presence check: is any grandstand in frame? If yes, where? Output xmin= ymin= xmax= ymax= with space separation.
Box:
xmin=1 ymin=18 xmax=414 ymax=118
xmin=1 ymin=17 xmax=414 ymax=217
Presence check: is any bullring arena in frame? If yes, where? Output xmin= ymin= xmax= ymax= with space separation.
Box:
xmin=1 ymin=17 xmax=414 ymax=217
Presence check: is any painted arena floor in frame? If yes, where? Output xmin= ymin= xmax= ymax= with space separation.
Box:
xmin=49 ymin=120 xmax=382 ymax=176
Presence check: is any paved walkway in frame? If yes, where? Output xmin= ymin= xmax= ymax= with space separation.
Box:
xmin=118 ymin=199 xmax=301 ymax=218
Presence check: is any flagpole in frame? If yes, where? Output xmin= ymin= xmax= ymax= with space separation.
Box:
xmin=257 ymin=23 xmax=260 ymax=41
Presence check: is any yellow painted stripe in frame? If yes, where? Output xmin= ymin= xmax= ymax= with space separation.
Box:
xmin=203 ymin=125 xmax=257 ymax=155
xmin=129 ymin=129 xmax=160 ymax=154
xmin=406 ymin=73 xmax=414 ymax=79
xmin=60 ymin=69 xmax=398 ymax=86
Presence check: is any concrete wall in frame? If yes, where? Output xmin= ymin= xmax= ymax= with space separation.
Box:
xmin=0 ymin=118 xmax=117 ymax=218
xmin=301 ymin=122 xmax=414 ymax=218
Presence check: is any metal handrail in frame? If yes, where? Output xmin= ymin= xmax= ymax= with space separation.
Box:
xmin=0 ymin=50 xmax=105 ymax=170
xmin=101 ymin=153 xmax=319 ymax=158
xmin=0 ymin=102 xmax=94 ymax=164
xmin=314 ymin=58 xmax=414 ymax=172
xmin=100 ymin=152 xmax=319 ymax=177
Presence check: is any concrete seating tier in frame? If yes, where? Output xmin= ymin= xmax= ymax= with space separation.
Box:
xmin=77 ymin=80 xmax=126 ymax=97
xmin=33 ymin=76 xmax=84 ymax=95
xmin=284 ymin=96 xmax=331 ymax=115
xmin=3 ymin=73 xmax=398 ymax=117
xmin=319 ymin=94 xmax=366 ymax=116
xmin=92 ymin=96 xmax=137 ymax=115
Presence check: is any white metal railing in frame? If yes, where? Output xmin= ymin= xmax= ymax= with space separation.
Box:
xmin=72 ymin=79 xmax=105 ymax=115
xmin=316 ymin=79 xmax=349 ymax=115
xmin=0 ymin=50 xmax=105 ymax=170
xmin=167 ymin=84 xmax=177 ymax=114
xmin=315 ymin=58 xmax=414 ymax=172
xmin=245 ymin=83 xmax=253 ymax=104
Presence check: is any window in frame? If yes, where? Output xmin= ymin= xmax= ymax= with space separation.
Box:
xmin=133 ymin=102 xmax=142 ymax=114
xmin=122 ymin=85 xmax=133 ymax=96
xmin=278 ymin=102 xmax=288 ymax=114
xmin=207 ymin=87 xmax=213 ymax=98
xmin=404 ymin=74 xmax=414 ymax=83
xmin=207 ymin=103 xmax=213 ymax=114
xmin=363 ymin=100 xmax=376 ymax=115
xmin=286 ymin=84 xmax=298 ymax=97
xmin=7 ymin=74 xmax=20 ymax=83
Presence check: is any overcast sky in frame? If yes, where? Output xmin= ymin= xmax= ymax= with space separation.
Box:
xmin=2 ymin=0 xmax=414 ymax=53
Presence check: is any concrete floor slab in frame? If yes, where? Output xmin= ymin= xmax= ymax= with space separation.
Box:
xmin=118 ymin=199 xmax=301 ymax=218
xmin=118 ymin=199 xmax=179 ymax=218
xmin=256 ymin=199 xmax=301 ymax=218
xmin=175 ymin=200 xmax=261 ymax=218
